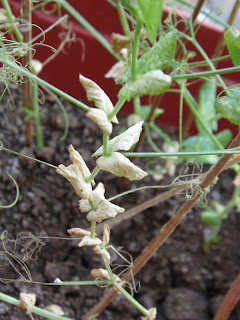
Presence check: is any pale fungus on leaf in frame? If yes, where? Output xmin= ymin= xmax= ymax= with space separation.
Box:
xmin=79 ymin=182 xmax=105 ymax=213
xmin=68 ymin=144 xmax=95 ymax=186
xmin=93 ymin=121 xmax=144 ymax=157
xmin=56 ymin=163 xmax=92 ymax=200
xmin=79 ymin=74 xmax=118 ymax=123
xmin=19 ymin=292 xmax=36 ymax=315
xmin=96 ymin=152 xmax=148 ymax=181
xmin=93 ymin=246 xmax=111 ymax=263
xmin=78 ymin=236 xmax=102 ymax=247
xmin=86 ymin=108 xmax=113 ymax=135
xmin=67 ymin=227 xmax=92 ymax=237
xmin=86 ymin=198 xmax=125 ymax=223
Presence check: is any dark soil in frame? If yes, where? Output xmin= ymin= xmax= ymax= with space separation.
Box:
xmin=0 ymin=88 xmax=240 ymax=320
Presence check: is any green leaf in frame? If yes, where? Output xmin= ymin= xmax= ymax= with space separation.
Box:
xmin=140 ymin=105 xmax=164 ymax=121
xmin=197 ymin=80 xmax=217 ymax=133
xmin=224 ymin=28 xmax=240 ymax=66
xmin=118 ymin=70 xmax=171 ymax=101
xmin=136 ymin=30 xmax=177 ymax=75
xmin=116 ymin=30 xmax=177 ymax=84
xmin=215 ymin=95 xmax=240 ymax=125
xmin=182 ymin=129 xmax=232 ymax=165
xmin=137 ymin=0 xmax=163 ymax=43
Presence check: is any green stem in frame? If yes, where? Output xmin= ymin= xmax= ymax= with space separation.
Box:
xmin=149 ymin=123 xmax=175 ymax=146
xmin=103 ymin=133 xmax=109 ymax=156
xmin=0 ymin=146 xmax=57 ymax=169
xmin=44 ymin=280 xmax=111 ymax=286
xmin=0 ymin=57 xmax=90 ymax=111
xmin=102 ymin=256 xmax=150 ymax=318
xmin=145 ymin=123 xmax=161 ymax=152
xmin=133 ymin=96 xmax=141 ymax=116
xmin=108 ymin=97 xmax=126 ymax=121
xmin=28 ymin=14 xmax=68 ymax=45
xmin=220 ymin=183 xmax=240 ymax=219
xmin=116 ymin=0 xmax=131 ymax=36
xmin=0 ymin=172 xmax=19 ymax=208
xmin=85 ymin=166 xmax=100 ymax=183
xmin=32 ymin=80 xmax=44 ymax=150
xmin=188 ymin=55 xmax=230 ymax=68
xmin=1 ymin=0 xmax=23 ymax=42
xmin=57 ymin=0 xmax=120 ymax=60
xmin=182 ymin=88 xmax=223 ymax=149
xmin=90 ymin=221 xmax=96 ymax=238
xmin=179 ymin=80 xmax=185 ymax=151
xmin=0 ymin=292 xmax=74 ymax=320
xmin=123 ymin=148 xmax=240 ymax=157
xmin=172 ymin=65 xmax=240 ymax=80
xmin=131 ymin=21 xmax=142 ymax=81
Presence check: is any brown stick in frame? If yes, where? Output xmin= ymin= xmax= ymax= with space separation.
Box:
xmin=213 ymin=271 xmax=240 ymax=320
xmin=84 ymin=133 xmax=240 ymax=319
xmin=22 ymin=0 xmax=33 ymax=146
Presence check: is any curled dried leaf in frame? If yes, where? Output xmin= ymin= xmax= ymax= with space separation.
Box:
xmin=87 ymin=199 xmax=125 ymax=223
xmin=93 ymin=246 xmax=111 ymax=263
xmin=19 ymin=292 xmax=36 ymax=315
xmin=45 ymin=304 xmax=64 ymax=316
xmin=79 ymin=74 xmax=118 ymax=123
xmin=56 ymin=164 xmax=92 ymax=200
xmin=91 ymin=268 xmax=121 ymax=282
xmin=105 ymin=60 xmax=125 ymax=79
xmin=93 ymin=121 xmax=144 ymax=157
xmin=96 ymin=152 xmax=148 ymax=181
xmin=111 ymin=33 xmax=131 ymax=53
xmin=86 ymin=108 xmax=112 ymax=135
xmin=67 ymin=228 xmax=91 ymax=237
xmin=78 ymin=236 xmax=102 ymax=247
xmin=30 ymin=59 xmax=42 ymax=75
xmin=68 ymin=144 xmax=95 ymax=186
xmin=102 ymin=224 xmax=110 ymax=247
xmin=79 ymin=182 xmax=105 ymax=213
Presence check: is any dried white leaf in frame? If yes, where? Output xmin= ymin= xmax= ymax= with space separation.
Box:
xmin=111 ymin=33 xmax=131 ymax=53
xmin=78 ymin=236 xmax=102 ymax=247
xmin=68 ymin=144 xmax=95 ymax=186
xmin=79 ymin=74 xmax=118 ymax=123
xmin=105 ymin=61 xmax=124 ymax=79
xmin=19 ymin=292 xmax=36 ymax=315
xmin=91 ymin=268 xmax=121 ymax=282
xmin=86 ymin=108 xmax=112 ymax=135
xmin=67 ymin=228 xmax=92 ymax=237
xmin=56 ymin=164 xmax=92 ymax=200
xmin=93 ymin=121 xmax=144 ymax=157
xmin=141 ymin=307 xmax=157 ymax=320
xmin=96 ymin=152 xmax=148 ymax=181
xmin=79 ymin=182 xmax=105 ymax=213
xmin=87 ymin=198 xmax=125 ymax=223
xmin=93 ymin=246 xmax=111 ymax=263
xmin=102 ymin=224 xmax=110 ymax=247
xmin=45 ymin=304 xmax=64 ymax=316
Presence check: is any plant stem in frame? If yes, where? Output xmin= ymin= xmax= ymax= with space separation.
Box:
xmin=32 ymin=80 xmax=44 ymax=150
xmin=86 ymin=166 xmax=100 ymax=183
xmin=0 ymin=146 xmax=57 ymax=169
xmin=90 ymin=221 xmax=96 ymax=238
xmin=108 ymin=97 xmax=126 ymax=121
xmin=182 ymin=88 xmax=223 ymax=149
xmin=116 ymin=0 xmax=131 ymax=36
xmin=28 ymin=14 xmax=68 ymax=45
xmin=172 ymin=65 xmax=240 ymax=80
xmin=149 ymin=123 xmax=175 ymax=146
xmin=0 ymin=57 xmax=90 ymax=111
xmin=131 ymin=21 xmax=142 ymax=81
xmin=57 ymin=0 xmax=120 ymax=60
xmin=0 ymin=172 xmax=19 ymax=208
xmin=0 ymin=292 xmax=75 ymax=320
xmin=1 ymin=0 xmax=23 ymax=41
xmin=102 ymin=256 xmax=150 ymax=318
xmin=103 ymin=133 xmax=109 ymax=156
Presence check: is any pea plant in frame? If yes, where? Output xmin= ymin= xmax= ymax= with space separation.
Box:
xmin=1 ymin=0 xmax=240 ymax=319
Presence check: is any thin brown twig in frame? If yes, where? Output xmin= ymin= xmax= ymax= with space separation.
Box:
xmin=213 ymin=271 xmax=240 ymax=320
xmin=84 ymin=132 xmax=240 ymax=320
xmin=22 ymin=0 xmax=33 ymax=147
